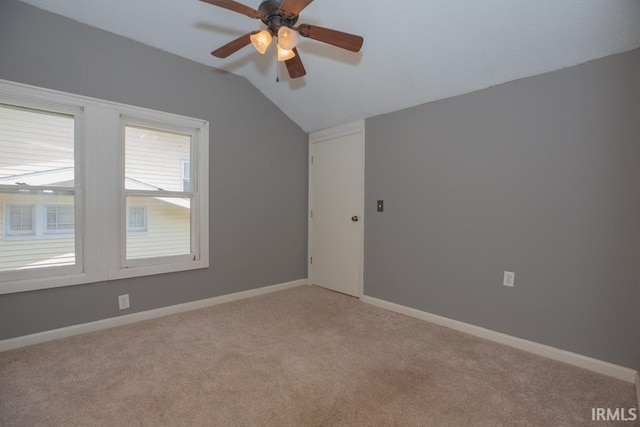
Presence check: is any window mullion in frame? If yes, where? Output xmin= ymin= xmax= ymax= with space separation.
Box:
xmin=87 ymin=104 xmax=118 ymax=282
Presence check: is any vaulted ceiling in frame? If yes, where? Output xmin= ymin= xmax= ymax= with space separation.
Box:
xmin=18 ymin=0 xmax=640 ymax=132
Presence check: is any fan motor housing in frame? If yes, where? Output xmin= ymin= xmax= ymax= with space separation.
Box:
xmin=258 ymin=0 xmax=298 ymax=34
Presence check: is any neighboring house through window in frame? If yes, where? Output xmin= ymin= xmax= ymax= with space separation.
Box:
xmin=123 ymin=123 xmax=195 ymax=263
xmin=0 ymin=99 xmax=78 ymax=281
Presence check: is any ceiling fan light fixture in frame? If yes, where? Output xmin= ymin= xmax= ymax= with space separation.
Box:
xmin=250 ymin=30 xmax=272 ymax=54
xmin=277 ymin=26 xmax=299 ymax=50
xmin=201 ymin=0 xmax=363 ymax=78
xmin=277 ymin=44 xmax=296 ymax=62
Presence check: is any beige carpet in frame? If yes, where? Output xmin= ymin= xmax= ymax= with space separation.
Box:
xmin=1 ymin=285 xmax=637 ymax=426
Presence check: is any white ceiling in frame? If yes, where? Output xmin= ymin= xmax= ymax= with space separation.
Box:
xmin=18 ymin=0 xmax=640 ymax=133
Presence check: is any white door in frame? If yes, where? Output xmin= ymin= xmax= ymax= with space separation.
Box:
xmin=309 ymin=121 xmax=364 ymax=297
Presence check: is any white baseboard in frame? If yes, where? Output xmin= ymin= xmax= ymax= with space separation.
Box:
xmin=360 ymin=295 xmax=638 ymax=384
xmin=0 ymin=279 xmax=307 ymax=352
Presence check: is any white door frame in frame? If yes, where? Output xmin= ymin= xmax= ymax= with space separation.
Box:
xmin=308 ymin=120 xmax=365 ymax=297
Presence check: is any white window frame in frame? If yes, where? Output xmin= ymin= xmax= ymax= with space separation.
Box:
xmin=126 ymin=205 xmax=147 ymax=233
xmin=0 ymin=80 xmax=209 ymax=294
xmin=115 ymin=113 xmax=206 ymax=274
xmin=0 ymin=94 xmax=84 ymax=290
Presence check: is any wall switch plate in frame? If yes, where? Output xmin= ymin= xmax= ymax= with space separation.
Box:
xmin=503 ymin=271 xmax=515 ymax=287
xmin=118 ymin=294 xmax=130 ymax=310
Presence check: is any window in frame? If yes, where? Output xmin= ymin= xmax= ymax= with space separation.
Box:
xmin=6 ymin=205 xmax=34 ymax=236
xmin=123 ymin=122 xmax=195 ymax=263
xmin=0 ymin=80 xmax=209 ymax=294
xmin=46 ymin=206 xmax=75 ymax=233
xmin=127 ymin=206 xmax=147 ymax=232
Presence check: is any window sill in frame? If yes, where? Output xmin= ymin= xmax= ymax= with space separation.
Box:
xmin=110 ymin=258 xmax=209 ymax=281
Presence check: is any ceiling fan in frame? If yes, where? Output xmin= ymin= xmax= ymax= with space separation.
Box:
xmin=200 ymin=0 xmax=364 ymax=79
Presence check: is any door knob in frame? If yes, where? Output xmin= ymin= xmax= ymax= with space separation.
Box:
xmin=351 ymin=215 xmax=359 ymax=222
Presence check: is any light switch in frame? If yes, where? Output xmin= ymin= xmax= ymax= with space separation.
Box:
xmin=377 ymin=200 xmax=384 ymax=212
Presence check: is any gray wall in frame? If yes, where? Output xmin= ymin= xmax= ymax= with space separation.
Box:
xmin=0 ymin=0 xmax=308 ymax=339
xmin=365 ymin=48 xmax=640 ymax=370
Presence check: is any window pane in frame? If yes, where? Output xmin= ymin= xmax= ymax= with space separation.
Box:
xmin=0 ymin=191 xmax=75 ymax=272
xmin=0 ymin=105 xmax=75 ymax=188
xmin=125 ymin=126 xmax=191 ymax=192
xmin=46 ymin=206 xmax=74 ymax=231
xmin=128 ymin=206 xmax=147 ymax=231
xmin=126 ymin=196 xmax=191 ymax=260
xmin=9 ymin=205 xmax=34 ymax=233
xmin=0 ymin=103 xmax=76 ymax=275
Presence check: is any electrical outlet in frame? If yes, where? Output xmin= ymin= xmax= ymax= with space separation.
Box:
xmin=118 ymin=294 xmax=130 ymax=310
xmin=503 ymin=271 xmax=515 ymax=287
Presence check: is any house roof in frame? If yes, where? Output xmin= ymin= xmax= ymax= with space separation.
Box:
xmin=0 ymin=167 xmax=190 ymax=209
xmin=16 ymin=0 xmax=640 ymax=132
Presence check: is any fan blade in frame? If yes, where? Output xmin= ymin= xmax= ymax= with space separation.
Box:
xmin=279 ymin=0 xmax=313 ymax=18
xmin=297 ymin=24 xmax=363 ymax=52
xmin=211 ymin=32 xmax=256 ymax=58
xmin=199 ymin=0 xmax=262 ymax=19
xmin=285 ymin=48 xmax=307 ymax=78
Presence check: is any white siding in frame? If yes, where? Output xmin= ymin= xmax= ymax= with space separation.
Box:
xmin=125 ymin=126 xmax=190 ymax=192
xmin=0 ymin=105 xmax=74 ymax=179
xmin=0 ymin=193 xmax=75 ymax=272
xmin=126 ymin=196 xmax=190 ymax=260
xmin=0 ymin=193 xmax=191 ymax=270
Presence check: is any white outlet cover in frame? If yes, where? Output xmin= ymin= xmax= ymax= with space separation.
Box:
xmin=118 ymin=294 xmax=130 ymax=310
xmin=503 ymin=271 xmax=515 ymax=287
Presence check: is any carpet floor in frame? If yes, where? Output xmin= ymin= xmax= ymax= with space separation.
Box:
xmin=1 ymin=285 xmax=637 ymax=426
